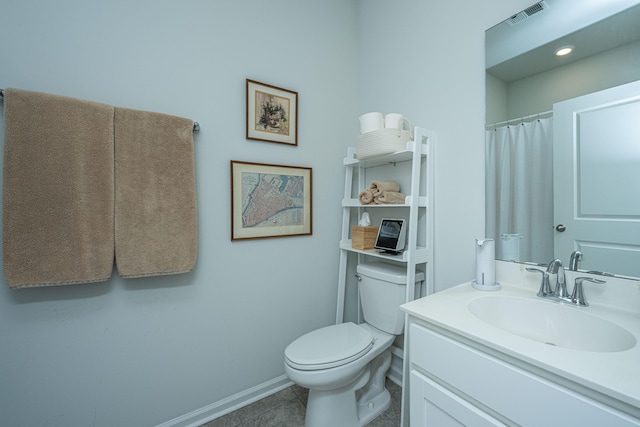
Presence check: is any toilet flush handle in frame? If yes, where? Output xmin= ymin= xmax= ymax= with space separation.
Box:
xmin=355 ymin=274 xmax=362 ymax=282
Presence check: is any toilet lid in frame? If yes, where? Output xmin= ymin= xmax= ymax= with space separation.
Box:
xmin=285 ymin=322 xmax=374 ymax=371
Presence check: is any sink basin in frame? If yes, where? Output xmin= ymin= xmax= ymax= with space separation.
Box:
xmin=467 ymin=296 xmax=636 ymax=352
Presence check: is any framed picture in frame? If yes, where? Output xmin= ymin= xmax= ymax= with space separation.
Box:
xmin=246 ymin=79 xmax=298 ymax=146
xmin=231 ymin=161 xmax=312 ymax=240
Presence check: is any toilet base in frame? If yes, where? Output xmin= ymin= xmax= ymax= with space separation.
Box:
xmin=357 ymin=388 xmax=391 ymax=426
xmin=304 ymin=350 xmax=392 ymax=427
xmin=356 ymin=350 xmax=392 ymax=425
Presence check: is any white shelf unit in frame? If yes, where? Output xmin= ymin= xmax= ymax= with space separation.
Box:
xmin=336 ymin=127 xmax=435 ymax=323
xmin=335 ymin=127 xmax=435 ymax=427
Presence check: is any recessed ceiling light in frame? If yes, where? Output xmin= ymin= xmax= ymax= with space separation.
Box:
xmin=555 ymin=45 xmax=574 ymax=57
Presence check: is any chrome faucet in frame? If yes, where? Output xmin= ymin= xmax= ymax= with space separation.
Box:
xmin=547 ymin=259 xmax=568 ymax=299
xmin=527 ymin=259 xmax=567 ymax=298
xmin=569 ymin=250 xmax=583 ymax=271
xmin=527 ymin=259 xmax=605 ymax=306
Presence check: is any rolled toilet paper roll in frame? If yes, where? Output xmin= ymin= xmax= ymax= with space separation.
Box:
xmin=359 ymin=112 xmax=384 ymax=134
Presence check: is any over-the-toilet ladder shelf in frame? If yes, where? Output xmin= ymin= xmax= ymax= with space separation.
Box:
xmin=334 ymin=126 xmax=435 ymax=427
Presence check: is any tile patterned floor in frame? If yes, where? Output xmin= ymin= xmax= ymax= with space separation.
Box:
xmin=200 ymin=379 xmax=401 ymax=427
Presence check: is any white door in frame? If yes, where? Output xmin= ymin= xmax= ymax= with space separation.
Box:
xmin=553 ymin=80 xmax=640 ymax=277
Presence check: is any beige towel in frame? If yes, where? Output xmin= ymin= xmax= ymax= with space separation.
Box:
xmin=114 ymin=107 xmax=197 ymax=278
xmin=374 ymin=191 xmax=406 ymax=204
xmin=370 ymin=180 xmax=400 ymax=197
xmin=359 ymin=188 xmax=374 ymax=204
xmin=2 ymin=88 xmax=115 ymax=288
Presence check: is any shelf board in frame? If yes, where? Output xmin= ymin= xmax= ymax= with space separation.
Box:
xmin=344 ymin=141 xmax=428 ymax=168
xmin=340 ymin=240 xmax=429 ymax=263
xmin=342 ymin=199 xmax=405 ymax=208
xmin=342 ymin=196 xmax=427 ymax=208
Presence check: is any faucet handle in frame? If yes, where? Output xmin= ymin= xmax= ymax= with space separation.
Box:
xmin=526 ymin=268 xmax=553 ymax=297
xmin=571 ymin=277 xmax=606 ymax=306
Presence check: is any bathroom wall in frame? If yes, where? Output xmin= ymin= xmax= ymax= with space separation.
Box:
xmin=0 ymin=1 xmax=358 ymax=426
xmin=0 ymin=0 xmax=533 ymax=426
xmin=357 ymin=0 xmax=533 ymax=292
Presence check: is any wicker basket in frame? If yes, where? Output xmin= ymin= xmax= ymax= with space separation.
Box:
xmin=356 ymin=128 xmax=412 ymax=159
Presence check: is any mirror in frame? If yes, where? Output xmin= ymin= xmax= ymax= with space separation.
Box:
xmin=485 ymin=0 xmax=640 ymax=277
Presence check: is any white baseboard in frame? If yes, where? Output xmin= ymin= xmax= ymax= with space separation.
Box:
xmin=158 ymin=345 xmax=406 ymax=427
xmin=155 ymin=375 xmax=294 ymax=427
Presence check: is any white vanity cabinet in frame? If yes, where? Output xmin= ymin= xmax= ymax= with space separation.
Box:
xmin=407 ymin=320 xmax=640 ymax=427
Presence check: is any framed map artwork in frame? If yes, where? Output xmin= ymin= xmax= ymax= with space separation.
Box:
xmin=231 ymin=161 xmax=312 ymax=240
xmin=246 ymin=79 xmax=298 ymax=145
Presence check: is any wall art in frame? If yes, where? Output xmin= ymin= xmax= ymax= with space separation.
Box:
xmin=231 ymin=161 xmax=312 ymax=240
xmin=246 ymin=79 xmax=298 ymax=145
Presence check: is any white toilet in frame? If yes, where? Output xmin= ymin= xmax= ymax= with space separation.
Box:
xmin=284 ymin=262 xmax=424 ymax=427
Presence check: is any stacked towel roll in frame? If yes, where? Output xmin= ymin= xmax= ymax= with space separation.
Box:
xmin=370 ymin=180 xmax=399 ymax=196
xmin=359 ymin=180 xmax=405 ymax=205
xmin=359 ymin=188 xmax=374 ymax=204
xmin=374 ymin=191 xmax=406 ymax=204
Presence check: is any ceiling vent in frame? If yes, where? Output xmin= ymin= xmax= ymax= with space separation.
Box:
xmin=507 ymin=1 xmax=549 ymax=26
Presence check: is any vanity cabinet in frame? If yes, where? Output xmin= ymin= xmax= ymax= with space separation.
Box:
xmin=408 ymin=321 xmax=640 ymax=426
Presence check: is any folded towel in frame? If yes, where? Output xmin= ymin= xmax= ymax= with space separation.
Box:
xmin=370 ymin=180 xmax=400 ymax=197
xmin=359 ymin=188 xmax=375 ymax=204
xmin=374 ymin=191 xmax=406 ymax=204
xmin=2 ymin=88 xmax=115 ymax=288
xmin=114 ymin=107 xmax=197 ymax=278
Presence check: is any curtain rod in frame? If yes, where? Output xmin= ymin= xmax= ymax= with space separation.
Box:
xmin=486 ymin=110 xmax=552 ymax=130
xmin=0 ymin=88 xmax=200 ymax=133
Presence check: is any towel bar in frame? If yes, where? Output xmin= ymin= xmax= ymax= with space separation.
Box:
xmin=0 ymin=88 xmax=200 ymax=133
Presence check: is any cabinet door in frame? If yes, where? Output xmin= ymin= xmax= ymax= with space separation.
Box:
xmin=410 ymin=370 xmax=506 ymax=427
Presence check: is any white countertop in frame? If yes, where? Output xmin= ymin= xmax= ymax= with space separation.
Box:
xmin=401 ymin=261 xmax=640 ymax=416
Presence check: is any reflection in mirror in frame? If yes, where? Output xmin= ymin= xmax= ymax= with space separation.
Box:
xmin=485 ymin=0 xmax=640 ymax=278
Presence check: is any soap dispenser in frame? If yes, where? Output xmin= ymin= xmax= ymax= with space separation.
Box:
xmin=472 ymin=238 xmax=501 ymax=291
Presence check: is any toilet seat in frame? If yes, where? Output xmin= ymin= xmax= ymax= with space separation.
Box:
xmin=285 ymin=322 xmax=374 ymax=371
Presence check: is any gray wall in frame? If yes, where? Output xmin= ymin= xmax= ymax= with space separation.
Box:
xmin=0 ymin=1 xmax=357 ymax=426
xmin=0 ymin=0 xmax=532 ymax=426
xmin=357 ymin=0 xmax=532 ymax=292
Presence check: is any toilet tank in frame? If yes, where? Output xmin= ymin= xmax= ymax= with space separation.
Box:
xmin=356 ymin=262 xmax=425 ymax=335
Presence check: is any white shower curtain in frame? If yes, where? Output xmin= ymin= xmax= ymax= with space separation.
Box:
xmin=485 ymin=117 xmax=554 ymax=264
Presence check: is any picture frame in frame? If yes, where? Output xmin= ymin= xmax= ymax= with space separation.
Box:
xmin=231 ymin=161 xmax=312 ymax=240
xmin=246 ymin=79 xmax=298 ymax=146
